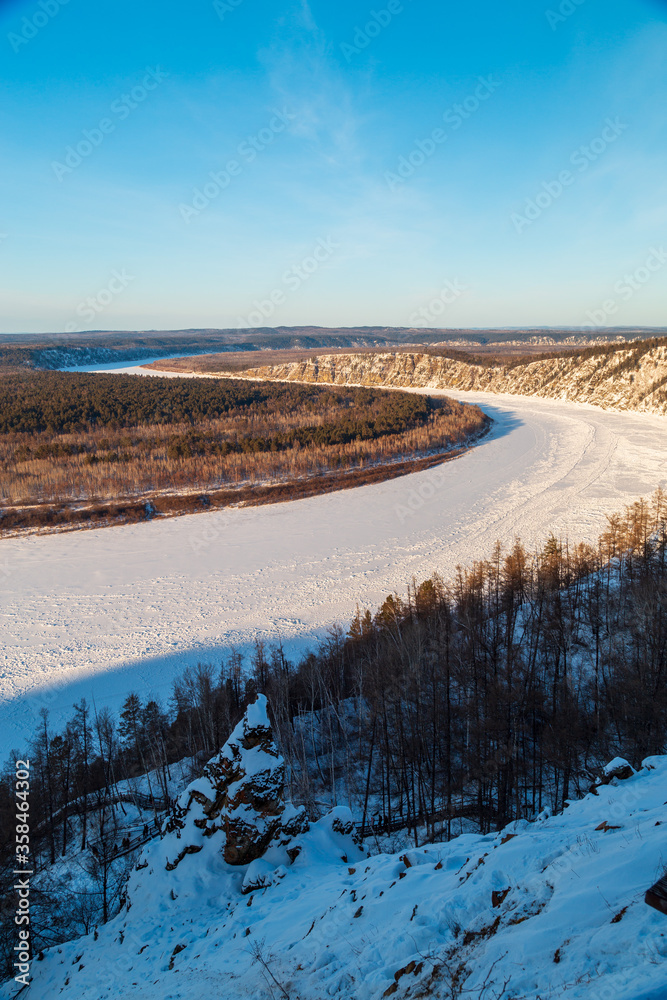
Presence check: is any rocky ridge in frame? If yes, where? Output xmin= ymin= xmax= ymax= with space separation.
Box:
xmin=162 ymin=694 xmax=310 ymax=879
xmin=237 ymin=342 xmax=667 ymax=416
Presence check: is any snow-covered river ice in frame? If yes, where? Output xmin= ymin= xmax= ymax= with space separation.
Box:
xmin=0 ymin=362 xmax=665 ymax=758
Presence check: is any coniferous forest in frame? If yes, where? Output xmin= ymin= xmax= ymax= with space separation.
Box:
xmin=0 ymin=372 xmax=486 ymax=532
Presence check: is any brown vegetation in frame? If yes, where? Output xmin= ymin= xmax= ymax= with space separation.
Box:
xmin=0 ymin=372 xmax=487 ymax=535
xmin=0 ymin=446 xmax=472 ymax=535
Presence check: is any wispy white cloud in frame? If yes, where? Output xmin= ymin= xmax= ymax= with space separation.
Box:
xmin=258 ymin=3 xmax=369 ymax=168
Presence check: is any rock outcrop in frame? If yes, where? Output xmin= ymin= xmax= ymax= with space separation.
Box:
xmin=234 ymin=343 xmax=667 ymax=416
xmin=588 ymin=755 xmax=636 ymax=794
xmin=164 ymin=694 xmax=308 ymax=870
xmin=601 ymin=757 xmax=635 ymax=782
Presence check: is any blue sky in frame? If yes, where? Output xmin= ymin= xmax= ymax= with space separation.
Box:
xmin=1 ymin=0 xmax=666 ymax=332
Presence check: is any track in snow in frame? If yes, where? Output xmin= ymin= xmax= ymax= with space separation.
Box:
xmin=0 ymin=380 xmax=665 ymax=759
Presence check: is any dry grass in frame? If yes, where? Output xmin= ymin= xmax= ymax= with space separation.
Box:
xmin=0 ymin=400 xmax=485 ymax=506
xmin=0 ymin=444 xmax=476 ymax=536
xmin=0 ymin=373 xmax=488 ymax=534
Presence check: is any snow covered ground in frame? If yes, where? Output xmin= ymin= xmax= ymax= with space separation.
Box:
xmin=10 ymin=748 xmax=667 ymax=1000
xmin=0 ymin=366 xmax=666 ymax=760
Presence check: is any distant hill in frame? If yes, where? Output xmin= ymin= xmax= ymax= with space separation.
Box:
xmin=1 ymin=326 xmax=663 ymax=370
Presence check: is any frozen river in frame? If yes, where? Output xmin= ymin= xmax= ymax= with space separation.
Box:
xmin=0 ymin=368 xmax=665 ymax=758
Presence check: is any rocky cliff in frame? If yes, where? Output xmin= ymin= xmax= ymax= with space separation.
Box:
xmin=238 ymin=341 xmax=667 ymax=416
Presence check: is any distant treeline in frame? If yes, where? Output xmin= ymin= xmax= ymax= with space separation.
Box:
xmin=501 ymin=334 xmax=667 ymax=371
xmin=2 ymin=328 xmax=661 ymax=371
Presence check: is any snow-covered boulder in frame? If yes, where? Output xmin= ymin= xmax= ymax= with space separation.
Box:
xmin=304 ymin=805 xmax=364 ymax=860
xmin=589 ymin=756 xmax=636 ymax=794
xmin=241 ymin=859 xmax=288 ymax=894
xmin=240 ymin=805 xmax=365 ymax=893
xmin=163 ymin=693 xmax=308 ymax=870
xmin=602 ymin=757 xmax=635 ymax=782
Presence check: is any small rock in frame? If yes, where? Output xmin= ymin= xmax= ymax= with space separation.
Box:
xmin=602 ymin=757 xmax=635 ymax=781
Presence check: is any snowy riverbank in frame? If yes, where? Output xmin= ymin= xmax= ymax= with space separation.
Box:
xmin=0 ymin=368 xmax=665 ymax=760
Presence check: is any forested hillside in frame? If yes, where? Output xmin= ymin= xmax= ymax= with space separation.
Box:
xmin=0 ymin=326 xmax=646 ymax=372
xmin=235 ymin=337 xmax=667 ymax=415
xmin=2 ymin=490 xmax=665 ymax=975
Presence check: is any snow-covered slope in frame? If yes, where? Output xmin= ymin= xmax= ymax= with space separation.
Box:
xmin=12 ymin=751 xmax=667 ymax=1000
xmin=239 ymin=346 xmax=667 ymax=416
